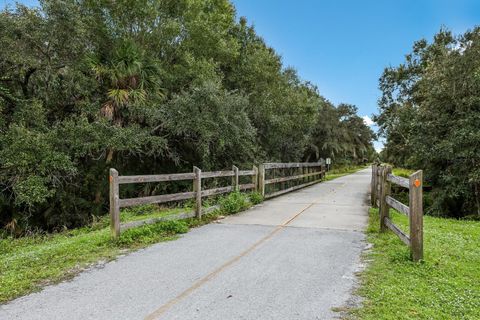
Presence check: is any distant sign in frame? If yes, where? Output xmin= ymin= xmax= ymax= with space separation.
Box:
xmin=326 ymin=158 xmax=331 ymax=165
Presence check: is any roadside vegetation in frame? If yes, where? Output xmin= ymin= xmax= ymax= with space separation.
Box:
xmin=0 ymin=0 xmax=375 ymax=236
xmin=354 ymin=208 xmax=480 ymax=319
xmin=0 ymin=165 xmax=357 ymax=304
xmin=391 ymin=167 xmax=414 ymax=178
xmin=366 ymin=25 xmax=480 ymax=312
xmin=376 ymin=27 xmax=480 ymax=219
xmin=0 ymin=191 xmax=262 ymax=303
xmin=325 ymin=164 xmax=369 ymax=181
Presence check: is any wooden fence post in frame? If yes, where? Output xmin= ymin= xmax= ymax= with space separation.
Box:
xmin=376 ymin=164 xmax=379 ymax=199
xmin=259 ymin=164 xmax=265 ymax=197
xmin=193 ymin=166 xmax=202 ymax=218
xmin=409 ymin=170 xmax=423 ymax=261
xmin=232 ymin=165 xmax=239 ymax=191
xmin=375 ymin=164 xmax=379 ymax=206
xmin=109 ymin=168 xmax=120 ymax=239
xmin=252 ymin=165 xmax=259 ymax=192
xmin=379 ymin=166 xmax=392 ymax=232
xmin=371 ymin=164 xmax=377 ymax=207
xmin=378 ymin=166 xmax=384 ymax=231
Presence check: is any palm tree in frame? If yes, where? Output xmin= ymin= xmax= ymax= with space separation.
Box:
xmin=89 ymin=39 xmax=162 ymax=163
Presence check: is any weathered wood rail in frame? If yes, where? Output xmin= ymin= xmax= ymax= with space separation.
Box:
xmin=371 ymin=164 xmax=423 ymax=261
xmin=110 ymin=162 xmax=325 ymax=239
xmin=259 ymin=162 xmax=326 ymax=198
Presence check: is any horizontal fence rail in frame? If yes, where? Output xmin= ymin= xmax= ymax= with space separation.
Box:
xmin=263 ymin=162 xmax=325 ymax=169
xmin=110 ymin=162 xmax=326 ymax=239
xmin=386 ymin=173 xmax=409 ymax=189
xmin=119 ymin=206 xmax=219 ymax=233
xmin=371 ymin=164 xmax=423 ymax=261
xmin=118 ymin=173 xmax=195 ymax=184
xmin=385 ymin=196 xmax=410 ymax=216
xmin=259 ymin=162 xmax=326 ymax=198
xmin=109 ymin=165 xmax=258 ymax=239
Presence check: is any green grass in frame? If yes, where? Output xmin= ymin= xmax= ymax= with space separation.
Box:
xmin=325 ymin=164 xmax=368 ymax=181
xmin=353 ymin=208 xmax=480 ymax=319
xmin=0 ymin=192 xmax=260 ymax=303
xmin=0 ymin=208 xmax=189 ymax=303
xmin=392 ymin=167 xmax=415 ymax=178
xmin=119 ymin=205 xmax=184 ymax=223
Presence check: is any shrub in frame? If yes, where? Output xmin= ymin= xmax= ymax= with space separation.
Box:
xmin=219 ymin=192 xmax=250 ymax=215
xmin=249 ymin=192 xmax=264 ymax=205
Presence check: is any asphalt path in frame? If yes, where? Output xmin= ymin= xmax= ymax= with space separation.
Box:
xmin=0 ymin=168 xmax=371 ymax=320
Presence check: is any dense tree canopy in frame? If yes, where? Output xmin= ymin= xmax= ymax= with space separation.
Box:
xmin=0 ymin=0 xmax=375 ymax=231
xmin=376 ymin=27 xmax=480 ymax=218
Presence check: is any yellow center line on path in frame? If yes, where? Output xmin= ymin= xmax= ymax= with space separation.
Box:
xmin=144 ymin=181 xmax=346 ymax=320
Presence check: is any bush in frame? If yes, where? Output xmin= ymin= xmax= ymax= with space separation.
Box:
xmin=392 ymin=168 xmax=414 ymax=178
xmin=249 ymin=192 xmax=263 ymax=205
xmin=0 ymin=1 xmax=375 ymax=232
xmin=377 ymin=28 xmax=480 ymax=218
xmin=219 ymin=192 xmax=250 ymax=215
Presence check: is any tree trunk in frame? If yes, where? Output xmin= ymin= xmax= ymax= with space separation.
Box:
xmin=94 ymin=149 xmax=114 ymax=204
xmin=106 ymin=148 xmax=114 ymax=164
xmin=94 ymin=190 xmax=102 ymax=204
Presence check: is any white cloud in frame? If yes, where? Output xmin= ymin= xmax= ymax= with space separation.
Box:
xmin=374 ymin=141 xmax=384 ymax=153
xmin=362 ymin=115 xmax=374 ymax=126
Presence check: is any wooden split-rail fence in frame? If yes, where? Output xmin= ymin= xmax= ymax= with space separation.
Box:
xmin=110 ymin=162 xmax=326 ymax=239
xmin=371 ymin=164 xmax=423 ymax=261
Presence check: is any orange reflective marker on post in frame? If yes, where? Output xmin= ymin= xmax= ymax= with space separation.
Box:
xmin=109 ymin=175 xmax=113 ymax=183
xmin=414 ymin=179 xmax=421 ymax=188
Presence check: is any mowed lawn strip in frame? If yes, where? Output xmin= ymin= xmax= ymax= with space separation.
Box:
xmin=353 ymin=208 xmax=480 ymax=319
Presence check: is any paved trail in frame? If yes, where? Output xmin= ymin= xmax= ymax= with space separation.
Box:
xmin=1 ymin=168 xmax=371 ymax=320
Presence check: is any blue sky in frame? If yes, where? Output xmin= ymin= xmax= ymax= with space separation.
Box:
xmin=230 ymin=0 xmax=480 ymax=150
xmin=2 ymin=0 xmax=480 ymax=150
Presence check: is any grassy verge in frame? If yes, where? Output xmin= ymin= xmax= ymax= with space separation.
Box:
xmin=325 ymin=164 xmax=368 ymax=181
xmin=0 ymin=192 xmax=262 ymax=303
xmin=392 ymin=167 xmax=415 ymax=178
xmin=353 ymin=208 xmax=480 ymax=319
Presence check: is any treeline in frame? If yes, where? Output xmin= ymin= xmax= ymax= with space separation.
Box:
xmin=0 ymin=0 xmax=375 ymax=232
xmin=376 ymin=27 xmax=480 ymax=218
